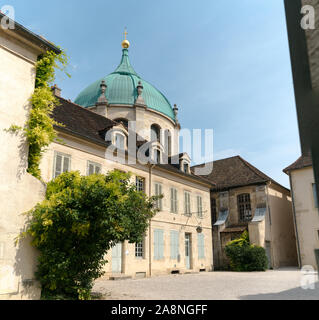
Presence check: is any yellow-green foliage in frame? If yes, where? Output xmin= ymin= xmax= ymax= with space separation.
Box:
xmin=26 ymin=50 xmax=69 ymax=179
xmin=22 ymin=170 xmax=159 ymax=300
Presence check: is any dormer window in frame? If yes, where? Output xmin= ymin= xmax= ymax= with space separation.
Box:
xmin=113 ymin=132 xmax=126 ymax=150
xmin=153 ymin=149 xmax=161 ymax=164
xmin=183 ymin=163 xmax=189 ymax=174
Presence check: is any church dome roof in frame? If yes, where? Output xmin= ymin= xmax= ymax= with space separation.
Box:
xmin=74 ymin=48 xmax=175 ymax=121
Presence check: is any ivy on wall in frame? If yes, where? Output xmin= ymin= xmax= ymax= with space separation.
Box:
xmin=7 ymin=50 xmax=69 ymax=180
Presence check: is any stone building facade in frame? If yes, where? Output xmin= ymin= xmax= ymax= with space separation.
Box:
xmin=193 ymin=156 xmax=298 ymax=269
xmin=38 ymin=39 xmax=214 ymax=279
xmin=284 ymin=155 xmax=319 ymax=270
xmin=0 ymin=13 xmax=60 ymax=299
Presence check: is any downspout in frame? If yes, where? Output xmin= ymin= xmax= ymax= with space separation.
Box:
xmin=289 ymin=174 xmax=302 ymax=268
xmin=265 ymin=182 xmax=274 ymax=268
xmin=148 ymin=163 xmax=155 ymax=277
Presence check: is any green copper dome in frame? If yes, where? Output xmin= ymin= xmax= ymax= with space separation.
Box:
xmin=74 ymin=49 xmax=175 ymax=121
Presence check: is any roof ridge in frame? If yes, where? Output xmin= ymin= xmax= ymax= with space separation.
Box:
xmin=236 ymin=156 xmax=270 ymax=181
xmin=56 ymin=96 xmax=118 ymax=127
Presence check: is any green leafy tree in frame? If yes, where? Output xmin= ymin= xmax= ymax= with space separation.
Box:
xmin=225 ymin=231 xmax=268 ymax=272
xmin=22 ymin=170 xmax=159 ymax=300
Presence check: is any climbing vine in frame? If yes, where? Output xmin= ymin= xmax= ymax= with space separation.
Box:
xmin=7 ymin=50 xmax=69 ymax=179
xmin=26 ymin=50 xmax=69 ymax=179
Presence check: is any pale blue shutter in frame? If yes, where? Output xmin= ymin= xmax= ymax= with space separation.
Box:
xmin=154 ymin=230 xmax=159 ymax=260
xmin=159 ymin=229 xmax=164 ymax=259
xmin=154 ymin=229 xmax=164 ymax=260
xmin=170 ymin=231 xmax=179 ymax=259
xmin=198 ymin=234 xmax=205 ymax=259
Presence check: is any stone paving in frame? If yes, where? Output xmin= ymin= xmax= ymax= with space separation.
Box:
xmin=93 ymin=268 xmax=319 ymax=300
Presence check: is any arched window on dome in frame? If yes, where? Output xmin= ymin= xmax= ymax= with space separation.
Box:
xmin=114 ymin=118 xmax=128 ymax=129
xmin=151 ymin=124 xmax=161 ymax=143
xmin=153 ymin=148 xmax=162 ymax=164
xmin=164 ymin=129 xmax=172 ymax=157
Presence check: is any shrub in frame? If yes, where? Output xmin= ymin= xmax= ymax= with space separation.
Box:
xmin=21 ymin=170 xmax=159 ymax=300
xmin=225 ymin=231 xmax=268 ymax=272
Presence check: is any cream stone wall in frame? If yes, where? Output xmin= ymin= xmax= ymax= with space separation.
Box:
xmin=0 ymin=30 xmax=46 ymax=299
xmin=267 ymin=184 xmax=298 ymax=268
xmin=290 ymin=167 xmax=319 ymax=269
xmin=212 ymin=183 xmax=297 ymax=269
xmin=105 ymin=105 xmax=179 ymax=156
xmin=39 ymin=132 xmax=213 ymax=278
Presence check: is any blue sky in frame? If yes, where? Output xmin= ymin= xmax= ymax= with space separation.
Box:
xmin=5 ymin=0 xmax=301 ymax=187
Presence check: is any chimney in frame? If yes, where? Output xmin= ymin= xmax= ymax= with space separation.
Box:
xmin=51 ymin=84 xmax=61 ymax=97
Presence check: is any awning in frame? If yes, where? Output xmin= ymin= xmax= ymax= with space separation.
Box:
xmin=214 ymin=210 xmax=229 ymax=226
xmin=252 ymin=207 xmax=267 ymax=222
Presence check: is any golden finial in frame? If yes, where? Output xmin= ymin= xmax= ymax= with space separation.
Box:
xmin=122 ymin=27 xmax=130 ymax=49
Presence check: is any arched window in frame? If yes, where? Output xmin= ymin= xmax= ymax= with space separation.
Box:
xmin=114 ymin=118 xmax=128 ymax=128
xmin=153 ymin=148 xmax=161 ymax=164
xmin=164 ymin=129 xmax=172 ymax=156
xmin=151 ymin=124 xmax=161 ymax=142
xmin=114 ymin=132 xmax=125 ymax=150
xmin=237 ymin=193 xmax=252 ymax=222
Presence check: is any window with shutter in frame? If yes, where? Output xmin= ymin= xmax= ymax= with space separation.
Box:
xmin=54 ymin=152 xmax=71 ymax=178
xmin=170 ymin=188 xmax=178 ymax=213
xmin=184 ymin=191 xmax=191 ymax=216
xmin=170 ymin=230 xmax=179 ymax=260
xmin=154 ymin=229 xmax=164 ymax=260
xmin=197 ymin=196 xmax=203 ymax=218
xmin=154 ymin=183 xmax=163 ymax=210
xmin=136 ymin=177 xmax=145 ymax=192
xmin=87 ymin=161 xmax=102 ymax=175
xmin=198 ymin=234 xmax=205 ymax=259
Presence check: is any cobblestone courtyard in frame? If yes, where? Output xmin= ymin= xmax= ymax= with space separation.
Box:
xmin=93 ymin=268 xmax=319 ymax=300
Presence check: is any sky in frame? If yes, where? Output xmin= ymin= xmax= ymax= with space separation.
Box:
xmin=4 ymin=0 xmax=301 ymax=187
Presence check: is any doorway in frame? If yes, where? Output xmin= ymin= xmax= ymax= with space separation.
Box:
xmin=185 ymin=233 xmax=192 ymax=270
xmin=112 ymin=242 xmax=123 ymax=273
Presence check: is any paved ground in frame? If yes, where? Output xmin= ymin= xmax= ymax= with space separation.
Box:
xmin=93 ymin=268 xmax=319 ymax=300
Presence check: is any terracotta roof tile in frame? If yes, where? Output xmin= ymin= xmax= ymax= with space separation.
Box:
xmin=283 ymin=154 xmax=313 ymax=174
xmin=192 ymin=156 xmax=287 ymax=191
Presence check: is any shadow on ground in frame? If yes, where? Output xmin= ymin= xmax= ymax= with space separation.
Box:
xmin=240 ymin=282 xmax=319 ymax=300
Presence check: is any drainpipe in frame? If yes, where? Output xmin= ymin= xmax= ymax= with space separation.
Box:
xmin=148 ymin=163 xmax=155 ymax=277
xmin=265 ymin=182 xmax=275 ymax=268
xmin=289 ymin=174 xmax=302 ymax=268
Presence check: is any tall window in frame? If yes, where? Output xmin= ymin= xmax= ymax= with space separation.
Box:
xmin=135 ymin=240 xmax=144 ymax=258
xmin=54 ymin=152 xmax=71 ymax=178
xmin=154 ymin=229 xmax=164 ymax=260
xmin=238 ymin=193 xmax=252 ymax=222
xmin=211 ymin=198 xmax=217 ymax=224
xmin=136 ymin=177 xmax=145 ymax=192
xmin=313 ymin=184 xmax=318 ymax=208
xmin=184 ymin=191 xmax=191 ymax=216
xmin=197 ymin=233 xmax=205 ymax=259
xmin=154 ymin=183 xmax=163 ymax=210
xmin=197 ymin=195 xmax=203 ymax=218
xmin=170 ymin=188 xmax=178 ymax=213
xmin=87 ymin=161 xmax=101 ymax=175
xmin=164 ymin=130 xmax=172 ymax=156
xmin=115 ymin=133 xmax=125 ymax=150
xmin=183 ymin=162 xmax=190 ymax=174
xmin=151 ymin=124 xmax=161 ymax=142
xmin=153 ymin=149 xmax=161 ymax=164
xmin=170 ymin=231 xmax=179 ymax=260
